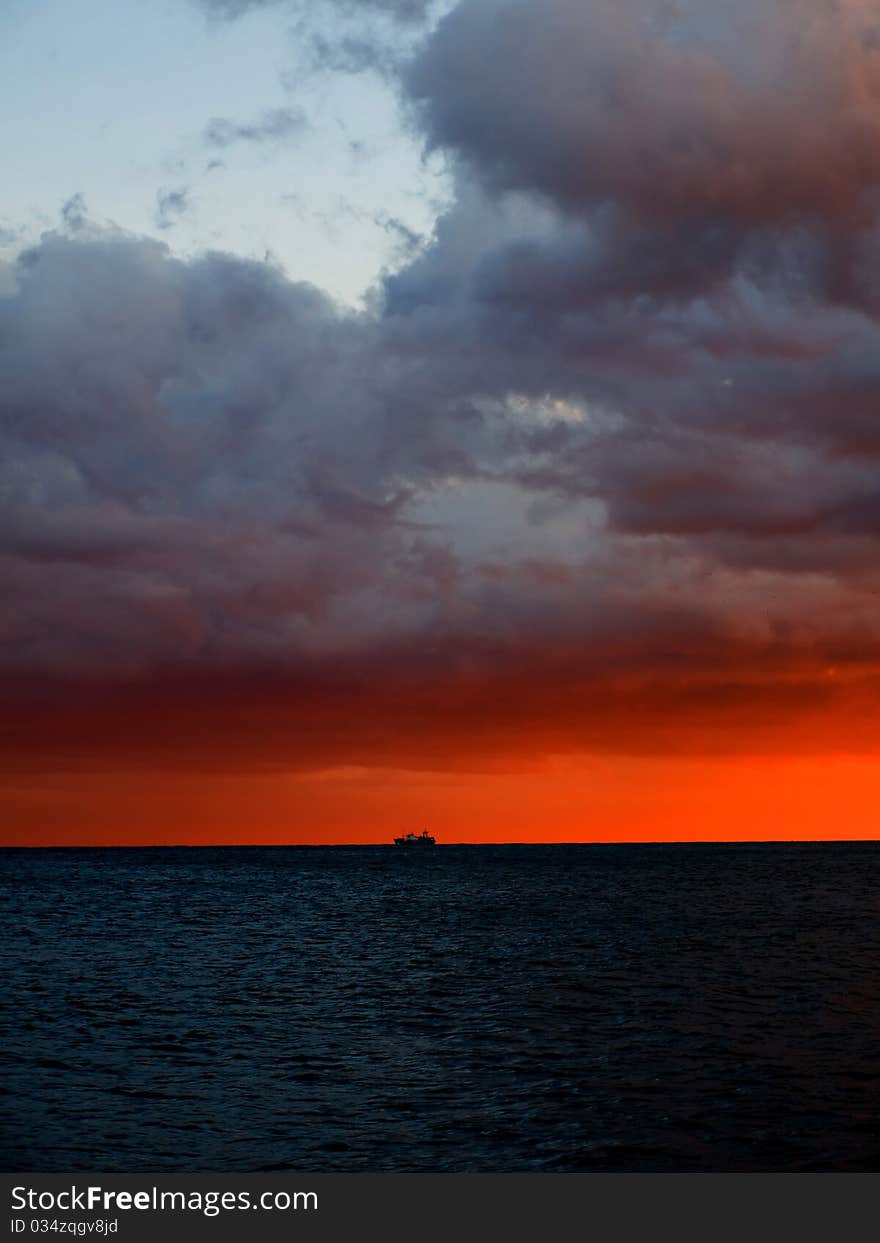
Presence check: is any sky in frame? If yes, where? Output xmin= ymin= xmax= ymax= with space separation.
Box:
xmin=3 ymin=0 xmax=880 ymax=844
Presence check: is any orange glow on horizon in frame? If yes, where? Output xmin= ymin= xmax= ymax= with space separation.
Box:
xmin=2 ymin=753 xmax=878 ymax=847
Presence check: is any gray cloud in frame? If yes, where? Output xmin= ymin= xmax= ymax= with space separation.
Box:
xmin=194 ymin=0 xmax=434 ymax=23
xmin=194 ymin=0 xmax=284 ymax=18
xmin=203 ymin=107 xmax=307 ymax=149
xmin=5 ymin=0 xmax=880 ymax=767
xmin=155 ymin=187 xmax=192 ymax=230
xmin=4 ymin=213 xmax=880 ymax=700
xmin=406 ymin=0 xmax=880 ymax=224
xmin=60 ymin=194 xmax=88 ymax=234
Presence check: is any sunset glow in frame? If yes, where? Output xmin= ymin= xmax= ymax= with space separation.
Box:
xmin=3 ymin=754 xmax=880 ymax=847
xmin=3 ymin=0 xmax=880 ymax=845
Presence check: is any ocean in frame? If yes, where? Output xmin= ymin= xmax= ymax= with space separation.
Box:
xmin=2 ymin=842 xmax=878 ymax=1172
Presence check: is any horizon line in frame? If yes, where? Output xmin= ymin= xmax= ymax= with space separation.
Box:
xmin=3 ymin=837 xmax=879 ymax=850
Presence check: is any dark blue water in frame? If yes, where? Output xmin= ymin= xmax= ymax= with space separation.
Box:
xmin=2 ymin=843 xmax=878 ymax=1172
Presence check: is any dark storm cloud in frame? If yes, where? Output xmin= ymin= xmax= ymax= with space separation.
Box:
xmin=5 ymin=0 xmax=880 ymax=769
xmin=0 ymin=228 xmax=485 ymax=693
xmin=381 ymin=0 xmax=880 ymax=552
xmin=406 ymin=0 xmax=880 ymax=224
xmin=203 ymin=108 xmax=307 ymax=149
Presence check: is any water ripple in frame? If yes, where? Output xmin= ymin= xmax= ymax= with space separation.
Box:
xmin=2 ymin=842 xmax=879 ymax=1171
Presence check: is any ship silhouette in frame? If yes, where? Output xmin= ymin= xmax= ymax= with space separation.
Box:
xmin=393 ymin=828 xmax=436 ymax=846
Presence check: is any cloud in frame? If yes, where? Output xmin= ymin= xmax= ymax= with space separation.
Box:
xmin=0 ymin=229 xmax=436 ymax=686
xmin=155 ymin=187 xmax=192 ymax=230
xmin=60 ymin=194 xmax=88 ymax=234
xmin=203 ymin=107 xmax=307 ymax=149
xmin=0 ymin=223 xmax=26 ymax=250
xmin=406 ymin=0 xmax=880 ymax=224
xmin=193 ymin=0 xmax=284 ymax=19
xmin=193 ymin=0 xmax=434 ymax=23
xmin=5 ymin=1 xmax=880 ymax=773
xmin=328 ymin=0 xmax=435 ymax=21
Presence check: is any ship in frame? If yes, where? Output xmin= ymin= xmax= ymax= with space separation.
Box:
xmin=393 ymin=828 xmax=436 ymax=846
